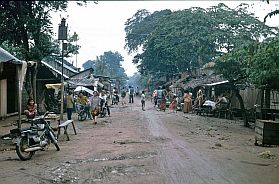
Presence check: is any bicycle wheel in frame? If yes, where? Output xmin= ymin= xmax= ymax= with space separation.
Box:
xmin=78 ymin=111 xmax=87 ymax=121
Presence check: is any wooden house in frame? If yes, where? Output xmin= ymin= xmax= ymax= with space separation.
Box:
xmin=0 ymin=47 xmax=27 ymax=123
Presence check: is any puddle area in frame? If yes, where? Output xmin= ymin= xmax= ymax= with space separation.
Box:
xmin=46 ymin=151 xmax=157 ymax=183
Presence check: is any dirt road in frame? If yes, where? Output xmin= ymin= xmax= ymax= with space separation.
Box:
xmin=0 ymin=97 xmax=278 ymax=184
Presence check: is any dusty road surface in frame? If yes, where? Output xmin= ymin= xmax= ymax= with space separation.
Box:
xmin=1 ymin=97 xmax=279 ymax=184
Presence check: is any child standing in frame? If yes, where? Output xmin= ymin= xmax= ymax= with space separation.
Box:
xmin=141 ymin=91 xmax=146 ymax=111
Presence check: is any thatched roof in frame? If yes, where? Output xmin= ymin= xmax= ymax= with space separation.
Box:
xmin=182 ymin=75 xmax=225 ymax=89
xmin=202 ymin=61 xmax=215 ymax=69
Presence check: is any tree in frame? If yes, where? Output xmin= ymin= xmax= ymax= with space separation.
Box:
xmin=82 ymin=60 xmax=95 ymax=70
xmin=124 ymin=3 xmax=278 ymax=81
xmin=0 ymin=1 xmax=85 ymax=98
xmin=263 ymin=0 xmax=279 ymax=22
xmin=64 ymin=32 xmax=81 ymax=58
xmin=215 ymin=38 xmax=279 ymax=127
xmin=83 ymin=51 xmax=128 ymax=86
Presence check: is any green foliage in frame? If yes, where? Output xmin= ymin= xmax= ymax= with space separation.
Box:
xmin=125 ymin=3 xmax=278 ymax=79
xmin=83 ymin=51 xmax=128 ymax=84
xmin=215 ymin=38 xmax=279 ymax=90
xmin=128 ymin=72 xmax=142 ymax=88
xmin=139 ymin=74 xmax=152 ymax=89
xmin=248 ymin=39 xmax=279 ymax=89
xmin=0 ymin=1 xmax=84 ymax=61
xmin=215 ymin=43 xmax=251 ymax=81
xmin=63 ymin=32 xmax=81 ymax=58
xmin=82 ymin=60 xmax=95 ymax=70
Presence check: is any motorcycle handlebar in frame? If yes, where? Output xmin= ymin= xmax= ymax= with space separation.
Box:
xmin=29 ymin=111 xmax=49 ymax=123
xmin=43 ymin=111 xmax=50 ymax=117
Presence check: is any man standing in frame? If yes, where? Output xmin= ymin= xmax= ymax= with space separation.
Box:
xmin=66 ymin=91 xmax=74 ymax=120
xmin=128 ymin=86 xmax=135 ymax=103
xmin=135 ymin=87 xmax=139 ymax=97
xmin=141 ymin=90 xmax=146 ymax=111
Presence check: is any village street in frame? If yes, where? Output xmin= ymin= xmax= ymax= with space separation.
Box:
xmin=0 ymin=97 xmax=279 ymax=184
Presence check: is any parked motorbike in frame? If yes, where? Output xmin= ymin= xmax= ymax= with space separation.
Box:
xmin=10 ymin=112 xmax=60 ymax=161
xmin=76 ymin=103 xmax=87 ymax=121
xmin=99 ymin=99 xmax=107 ymax=118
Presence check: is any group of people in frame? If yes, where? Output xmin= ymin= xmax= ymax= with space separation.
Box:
xmin=71 ymin=91 xmax=111 ymax=124
xmin=120 ymin=86 xmax=140 ymax=105
xmin=188 ymin=89 xmax=229 ymax=113
xmin=152 ymin=86 xmax=168 ymax=111
xmin=164 ymin=89 xmax=192 ymax=113
xmin=23 ymin=85 xmax=229 ymax=123
xmin=119 ymin=86 xmax=146 ymax=111
xmin=151 ymin=86 xmax=229 ymax=114
xmin=24 ymin=90 xmax=112 ymax=125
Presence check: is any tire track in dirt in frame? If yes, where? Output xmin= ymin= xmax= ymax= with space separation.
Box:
xmin=144 ymin=109 xmax=235 ymax=184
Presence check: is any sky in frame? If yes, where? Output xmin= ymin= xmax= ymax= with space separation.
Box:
xmin=51 ymin=1 xmax=279 ymax=77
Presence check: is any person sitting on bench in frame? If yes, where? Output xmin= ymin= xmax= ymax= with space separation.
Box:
xmin=215 ymin=94 xmax=228 ymax=110
xmin=24 ymin=98 xmax=37 ymax=119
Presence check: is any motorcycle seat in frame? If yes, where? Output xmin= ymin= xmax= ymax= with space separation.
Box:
xmin=10 ymin=127 xmax=30 ymax=134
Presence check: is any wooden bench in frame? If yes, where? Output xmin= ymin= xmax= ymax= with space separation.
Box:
xmin=57 ymin=120 xmax=77 ymax=141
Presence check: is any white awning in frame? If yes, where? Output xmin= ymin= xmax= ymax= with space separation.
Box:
xmin=205 ymin=80 xmax=229 ymax=86
xmin=45 ymin=82 xmax=67 ymax=89
xmin=74 ymin=86 xmax=94 ymax=95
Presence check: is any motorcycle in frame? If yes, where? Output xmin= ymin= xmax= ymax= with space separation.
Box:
xmin=10 ymin=112 xmax=60 ymax=161
xmin=99 ymin=99 xmax=108 ymax=118
xmin=112 ymin=93 xmax=119 ymax=105
xmin=76 ymin=103 xmax=87 ymax=121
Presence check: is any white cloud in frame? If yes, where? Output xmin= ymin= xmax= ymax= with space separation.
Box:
xmin=51 ymin=1 xmax=279 ymax=76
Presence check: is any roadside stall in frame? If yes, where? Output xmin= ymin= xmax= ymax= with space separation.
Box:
xmin=0 ymin=47 xmax=27 ymax=128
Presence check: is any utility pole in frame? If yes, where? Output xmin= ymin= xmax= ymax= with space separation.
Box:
xmin=73 ymin=32 xmax=78 ymax=68
xmin=58 ymin=18 xmax=68 ymax=120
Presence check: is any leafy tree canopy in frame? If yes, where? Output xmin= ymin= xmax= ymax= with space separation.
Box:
xmin=0 ymin=1 xmax=84 ymax=61
xmin=215 ymin=38 xmax=279 ymax=90
xmin=83 ymin=51 xmax=128 ymax=85
xmin=125 ymin=3 xmax=278 ymax=77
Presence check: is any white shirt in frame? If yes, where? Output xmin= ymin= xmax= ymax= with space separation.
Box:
xmin=203 ymin=100 xmax=216 ymax=109
xmin=100 ymin=94 xmax=107 ymax=103
xmin=141 ymin=94 xmax=146 ymax=101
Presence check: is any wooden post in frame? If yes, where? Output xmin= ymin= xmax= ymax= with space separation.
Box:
xmin=16 ymin=65 xmax=22 ymax=128
xmin=60 ymin=40 xmax=64 ymax=121
xmin=32 ymin=63 xmax=37 ymax=103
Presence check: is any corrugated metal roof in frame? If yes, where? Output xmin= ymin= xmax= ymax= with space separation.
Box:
xmin=0 ymin=47 xmax=21 ymax=64
xmin=41 ymin=60 xmax=69 ymax=79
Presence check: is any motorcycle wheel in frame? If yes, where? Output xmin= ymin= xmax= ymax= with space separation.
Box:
xmin=16 ymin=137 xmax=35 ymax=161
xmin=49 ymin=131 xmax=60 ymax=151
xmin=78 ymin=111 xmax=87 ymax=121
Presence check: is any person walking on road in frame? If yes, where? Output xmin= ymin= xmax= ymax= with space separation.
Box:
xmin=121 ymin=87 xmax=127 ymax=105
xmin=141 ymin=90 xmax=146 ymax=111
xmin=89 ymin=91 xmax=101 ymax=124
xmin=128 ymin=86 xmax=135 ymax=103
xmin=66 ymin=91 xmax=74 ymax=120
